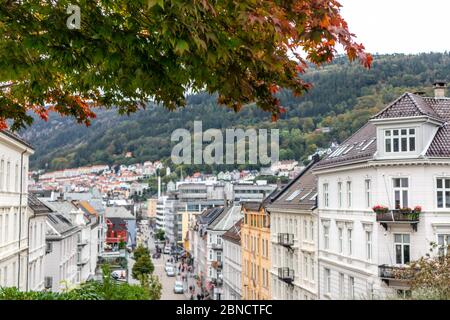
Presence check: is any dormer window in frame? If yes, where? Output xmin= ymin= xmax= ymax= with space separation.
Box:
xmin=384 ymin=128 xmax=416 ymax=153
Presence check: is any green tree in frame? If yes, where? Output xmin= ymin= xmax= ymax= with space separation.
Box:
xmin=155 ymin=229 xmax=165 ymax=241
xmin=133 ymin=245 xmax=150 ymax=261
xmin=132 ymin=255 xmax=155 ymax=284
xmin=0 ymin=0 xmax=371 ymax=130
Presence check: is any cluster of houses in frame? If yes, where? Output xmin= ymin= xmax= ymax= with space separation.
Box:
xmin=182 ymin=84 xmax=450 ymax=300
xmin=0 ymin=130 xmax=141 ymax=292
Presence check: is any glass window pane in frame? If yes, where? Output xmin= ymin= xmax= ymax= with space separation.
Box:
xmin=395 ymin=245 xmax=402 ymax=264
xmin=393 ymin=138 xmax=399 ymax=152
xmin=409 ymin=129 xmax=415 ymax=135
xmin=393 ymin=130 xmax=399 ymax=136
xmin=437 ymin=191 xmax=443 ymax=208
xmin=401 ymin=129 xmax=407 ymax=135
xmin=445 ymin=179 xmax=450 ymax=189
xmin=403 ymin=234 xmax=410 ymax=243
xmin=395 ymin=191 xmax=401 ymax=208
xmin=402 ymin=190 xmax=408 ymax=207
xmin=394 ymin=178 xmax=400 ymax=187
xmin=395 ymin=234 xmax=402 ymax=242
xmin=385 ymin=139 xmax=391 ymax=152
xmin=437 ymin=179 xmax=443 ymax=189
xmin=401 ymin=178 xmax=408 ymax=187
xmin=445 ymin=191 xmax=450 ymax=208
xmin=438 ymin=235 xmax=444 ymax=246
xmin=401 ymin=138 xmax=407 ymax=151
xmin=385 ymin=130 xmax=391 ymax=136
xmin=409 ymin=137 xmax=415 ymax=151
xmin=404 ymin=245 xmax=410 ymax=264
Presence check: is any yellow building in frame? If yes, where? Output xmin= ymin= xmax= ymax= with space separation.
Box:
xmin=241 ymin=201 xmax=272 ymax=300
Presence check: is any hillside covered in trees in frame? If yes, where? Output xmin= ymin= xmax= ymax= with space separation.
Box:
xmin=23 ymin=53 xmax=450 ymax=173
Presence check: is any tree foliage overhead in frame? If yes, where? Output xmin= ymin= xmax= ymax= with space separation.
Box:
xmin=0 ymin=0 xmax=371 ymax=130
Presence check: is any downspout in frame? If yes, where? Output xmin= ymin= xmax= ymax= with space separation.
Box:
xmin=17 ymin=149 xmax=27 ymax=289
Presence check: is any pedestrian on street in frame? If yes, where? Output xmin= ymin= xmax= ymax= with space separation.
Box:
xmin=197 ymin=294 xmax=201 ymax=300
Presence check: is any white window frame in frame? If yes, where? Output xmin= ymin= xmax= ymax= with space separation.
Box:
xmin=346 ymin=181 xmax=352 ymax=208
xmin=323 ymin=225 xmax=329 ymax=250
xmin=365 ymin=179 xmax=371 ymax=208
xmin=394 ymin=233 xmax=410 ymax=265
xmin=384 ymin=128 xmax=416 ymax=153
xmin=338 ymin=227 xmax=343 ymax=254
xmin=325 ymin=268 xmax=331 ymax=294
xmin=393 ymin=177 xmax=409 ymax=209
xmin=348 ymin=276 xmax=355 ymax=299
xmin=436 ymin=178 xmax=450 ymax=209
xmin=347 ymin=228 xmax=353 ymax=256
xmin=338 ymin=182 xmax=343 ymax=208
xmin=437 ymin=234 xmax=450 ymax=256
xmin=365 ymin=231 xmax=372 ymax=261
xmin=323 ymin=183 xmax=329 ymax=207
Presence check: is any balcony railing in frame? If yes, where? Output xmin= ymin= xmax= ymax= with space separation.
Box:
xmin=277 ymin=267 xmax=294 ymax=285
xmin=211 ymin=243 xmax=223 ymax=250
xmin=376 ymin=210 xmax=420 ymax=231
xmin=77 ymin=239 xmax=88 ymax=246
xmin=277 ymin=233 xmax=294 ymax=249
xmin=379 ymin=264 xmax=413 ymax=283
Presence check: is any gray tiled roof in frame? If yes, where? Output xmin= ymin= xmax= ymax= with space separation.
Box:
xmin=316 ymin=93 xmax=450 ymax=169
xmin=268 ymin=158 xmax=319 ymax=212
xmin=222 ymin=219 xmax=242 ymax=244
xmin=0 ymin=130 xmax=34 ymax=149
xmin=105 ymin=206 xmax=135 ymax=220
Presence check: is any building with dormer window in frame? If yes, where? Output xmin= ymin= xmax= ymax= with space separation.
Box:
xmin=314 ymin=82 xmax=450 ymax=299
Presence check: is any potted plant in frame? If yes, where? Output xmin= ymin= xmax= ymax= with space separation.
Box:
xmin=399 ymin=207 xmax=412 ymax=215
xmin=411 ymin=206 xmax=422 ymax=220
xmin=372 ymin=205 xmax=389 ymax=214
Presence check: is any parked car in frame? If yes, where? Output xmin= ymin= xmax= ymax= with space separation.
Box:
xmin=164 ymin=246 xmax=171 ymax=255
xmin=173 ymin=281 xmax=184 ymax=294
xmin=166 ymin=266 xmax=175 ymax=277
xmin=165 ymin=261 xmax=173 ymax=272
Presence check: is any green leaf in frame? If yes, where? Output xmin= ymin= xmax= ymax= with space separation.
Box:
xmin=175 ymin=40 xmax=189 ymax=54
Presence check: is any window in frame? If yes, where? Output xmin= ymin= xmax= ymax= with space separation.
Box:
xmin=365 ymin=179 xmax=371 ymax=208
xmin=346 ymin=181 xmax=352 ymax=208
xmin=393 ymin=178 xmax=409 ymax=209
xmin=286 ymin=189 xmax=301 ymax=201
xmin=310 ymin=221 xmax=314 ymax=241
xmin=348 ymin=276 xmax=355 ymax=299
xmin=325 ymin=268 xmax=331 ymax=294
xmin=323 ymin=225 xmax=329 ymax=250
xmin=339 ymin=273 xmax=345 ymax=298
xmin=347 ymin=229 xmax=353 ymax=256
xmin=438 ymin=234 xmax=450 ymax=256
xmin=0 ymin=160 xmax=4 ymax=190
xmin=394 ymin=234 xmax=410 ymax=265
xmin=385 ymin=128 xmax=415 ymax=153
xmin=14 ymin=164 xmax=19 ymax=192
xmin=303 ymin=220 xmax=308 ymax=240
xmin=366 ymin=231 xmax=372 ymax=261
xmin=338 ymin=182 xmax=343 ymax=208
xmin=338 ymin=227 xmax=343 ymax=254
xmin=436 ymin=178 xmax=450 ymax=208
xmin=323 ymin=183 xmax=329 ymax=207
xmin=302 ymin=255 xmax=308 ymax=280
xmin=6 ymin=161 xmax=10 ymax=191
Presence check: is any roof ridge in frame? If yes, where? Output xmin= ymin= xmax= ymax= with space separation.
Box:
xmin=371 ymin=92 xmax=409 ymax=119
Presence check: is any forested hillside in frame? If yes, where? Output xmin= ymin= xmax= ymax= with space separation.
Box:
xmin=23 ymin=53 xmax=450 ymax=173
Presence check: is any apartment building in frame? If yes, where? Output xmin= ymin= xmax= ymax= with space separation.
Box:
xmin=267 ymin=157 xmax=319 ymax=300
xmin=241 ymin=201 xmax=272 ymax=300
xmin=0 ymin=131 xmax=34 ymax=290
xmin=206 ymin=205 xmax=243 ymax=300
xmin=314 ymin=84 xmax=450 ymax=299
xmin=222 ymin=219 xmax=242 ymax=300
xmin=44 ymin=211 xmax=79 ymax=291
xmin=27 ymin=194 xmax=50 ymax=291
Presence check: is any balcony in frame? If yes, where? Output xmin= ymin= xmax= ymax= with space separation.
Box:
xmin=77 ymin=257 xmax=89 ymax=266
xmin=77 ymin=239 xmax=88 ymax=247
xmin=375 ymin=210 xmax=420 ymax=231
xmin=277 ymin=233 xmax=294 ymax=251
xmin=277 ymin=267 xmax=294 ymax=285
xmin=379 ymin=264 xmax=413 ymax=285
xmin=211 ymin=243 xmax=223 ymax=250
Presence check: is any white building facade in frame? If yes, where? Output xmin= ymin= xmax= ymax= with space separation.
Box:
xmin=0 ymin=131 xmax=33 ymax=290
xmin=314 ymin=88 xmax=450 ymax=299
xmin=222 ymin=220 xmax=242 ymax=300
xmin=268 ymin=158 xmax=320 ymax=300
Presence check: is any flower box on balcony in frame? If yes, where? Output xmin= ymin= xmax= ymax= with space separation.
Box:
xmin=372 ymin=205 xmax=389 ymax=214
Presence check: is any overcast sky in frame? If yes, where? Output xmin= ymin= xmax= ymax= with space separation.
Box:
xmin=339 ymin=0 xmax=450 ymax=54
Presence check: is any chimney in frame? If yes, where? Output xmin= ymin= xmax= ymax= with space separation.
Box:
xmin=433 ymin=81 xmax=447 ymax=98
